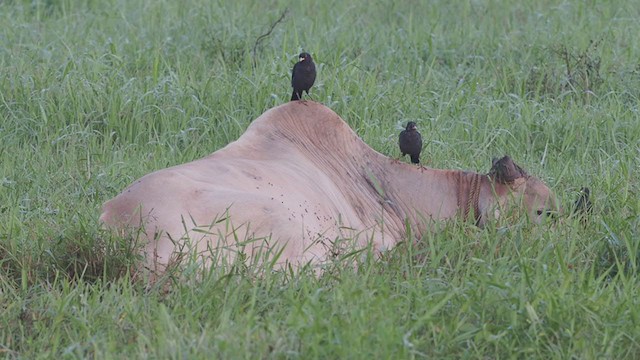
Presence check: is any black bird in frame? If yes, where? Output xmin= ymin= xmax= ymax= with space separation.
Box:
xmin=573 ymin=187 xmax=593 ymax=222
xmin=290 ymin=52 xmax=316 ymax=101
xmin=398 ymin=121 xmax=422 ymax=164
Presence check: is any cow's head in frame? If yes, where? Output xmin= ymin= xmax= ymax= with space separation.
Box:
xmin=488 ymin=156 xmax=559 ymax=223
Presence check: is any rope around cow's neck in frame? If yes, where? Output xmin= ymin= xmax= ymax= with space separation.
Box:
xmin=457 ymin=172 xmax=482 ymax=226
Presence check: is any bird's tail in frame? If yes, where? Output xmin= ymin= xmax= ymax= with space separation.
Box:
xmin=291 ymin=90 xmax=301 ymax=101
xmin=410 ymin=155 xmax=420 ymax=164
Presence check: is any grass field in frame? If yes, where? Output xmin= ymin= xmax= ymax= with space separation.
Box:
xmin=1 ymin=0 xmax=640 ymax=357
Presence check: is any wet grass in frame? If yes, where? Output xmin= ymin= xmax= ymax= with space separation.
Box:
xmin=1 ymin=0 xmax=640 ymax=358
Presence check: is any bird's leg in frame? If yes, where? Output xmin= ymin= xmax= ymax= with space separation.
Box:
xmin=302 ymin=90 xmax=315 ymax=104
xmin=420 ymin=157 xmax=430 ymax=169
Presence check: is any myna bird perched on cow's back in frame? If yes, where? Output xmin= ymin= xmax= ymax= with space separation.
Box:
xmin=399 ymin=121 xmax=422 ymax=164
xmin=290 ymin=52 xmax=316 ymax=101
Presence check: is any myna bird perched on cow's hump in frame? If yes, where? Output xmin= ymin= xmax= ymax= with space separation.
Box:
xmin=290 ymin=52 xmax=316 ymax=101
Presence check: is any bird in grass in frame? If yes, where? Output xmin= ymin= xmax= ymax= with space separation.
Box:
xmin=290 ymin=52 xmax=316 ymax=101
xmin=573 ymin=187 xmax=593 ymax=224
xmin=398 ymin=121 xmax=423 ymax=164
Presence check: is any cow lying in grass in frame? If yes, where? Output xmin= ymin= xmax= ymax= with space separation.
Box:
xmin=100 ymin=102 xmax=558 ymax=275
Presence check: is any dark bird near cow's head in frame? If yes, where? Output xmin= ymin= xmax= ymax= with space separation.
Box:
xmin=290 ymin=52 xmax=316 ymax=101
xmin=398 ymin=121 xmax=422 ymax=164
xmin=573 ymin=187 xmax=593 ymax=224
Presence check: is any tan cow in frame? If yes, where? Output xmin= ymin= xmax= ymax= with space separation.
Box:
xmin=100 ymin=102 xmax=558 ymax=275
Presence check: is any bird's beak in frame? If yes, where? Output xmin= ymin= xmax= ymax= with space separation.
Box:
xmin=299 ymin=57 xmax=305 ymax=62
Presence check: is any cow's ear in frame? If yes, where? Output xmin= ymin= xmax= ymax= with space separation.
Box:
xmin=489 ymin=155 xmax=526 ymax=183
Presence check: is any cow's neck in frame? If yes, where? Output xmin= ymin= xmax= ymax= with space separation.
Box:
xmin=363 ymin=159 xmax=501 ymax=237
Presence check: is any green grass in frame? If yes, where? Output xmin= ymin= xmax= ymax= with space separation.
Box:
xmin=2 ymin=0 xmax=640 ymax=357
